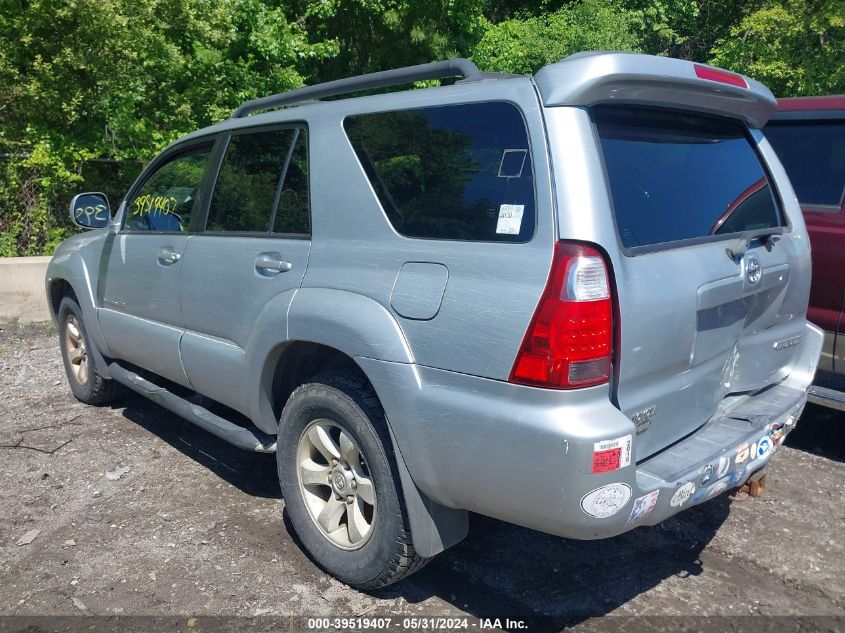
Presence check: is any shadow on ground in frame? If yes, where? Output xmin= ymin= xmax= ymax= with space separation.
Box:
xmin=116 ymin=392 xmax=735 ymax=630
xmin=389 ymin=498 xmax=732 ymax=629
xmin=118 ymin=394 xmax=280 ymax=499
xmin=785 ymin=402 xmax=845 ymax=463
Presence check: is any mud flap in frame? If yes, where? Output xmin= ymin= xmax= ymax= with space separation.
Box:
xmin=386 ymin=423 xmax=469 ymax=558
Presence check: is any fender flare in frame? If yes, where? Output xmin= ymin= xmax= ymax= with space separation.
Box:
xmin=247 ymin=288 xmax=415 ymax=433
xmin=288 ymin=288 xmax=415 ymax=364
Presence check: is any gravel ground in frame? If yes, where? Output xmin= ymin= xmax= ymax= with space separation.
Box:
xmin=0 ymin=323 xmax=843 ymax=632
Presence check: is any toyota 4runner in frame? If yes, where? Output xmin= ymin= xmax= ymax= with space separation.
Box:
xmin=47 ymin=52 xmax=822 ymax=589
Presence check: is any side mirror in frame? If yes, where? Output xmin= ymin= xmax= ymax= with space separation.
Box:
xmin=70 ymin=192 xmax=111 ymax=229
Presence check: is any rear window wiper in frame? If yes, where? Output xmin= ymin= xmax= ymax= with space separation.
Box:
xmin=749 ymin=227 xmax=784 ymax=249
xmin=725 ymin=228 xmax=784 ymax=261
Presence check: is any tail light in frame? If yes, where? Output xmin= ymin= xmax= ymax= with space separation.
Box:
xmin=509 ymin=242 xmax=613 ymax=389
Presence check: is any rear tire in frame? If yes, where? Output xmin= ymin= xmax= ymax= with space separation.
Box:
xmin=277 ymin=370 xmax=429 ymax=589
xmin=57 ymin=296 xmax=122 ymax=405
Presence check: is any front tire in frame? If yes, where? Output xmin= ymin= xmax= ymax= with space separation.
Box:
xmin=57 ymin=296 xmax=122 ymax=405
xmin=277 ymin=370 xmax=428 ymax=589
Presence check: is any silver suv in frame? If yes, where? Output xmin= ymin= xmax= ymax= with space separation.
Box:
xmin=47 ymin=52 xmax=822 ymax=589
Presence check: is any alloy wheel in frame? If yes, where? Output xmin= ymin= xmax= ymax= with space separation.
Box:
xmin=296 ymin=419 xmax=376 ymax=550
xmin=64 ymin=314 xmax=89 ymax=386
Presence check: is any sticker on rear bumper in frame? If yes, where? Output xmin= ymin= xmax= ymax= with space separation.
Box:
xmin=757 ymin=436 xmax=773 ymax=460
xmin=691 ymin=477 xmax=730 ymax=504
xmin=700 ymin=463 xmax=715 ymax=486
xmin=768 ymin=422 xmax=786 ymax=444
xmin=716 ymin=455 xmax=731 ymax=479
xmin=580 ymin=483 xmax=631 ymax=519
xmin=727 ymin=465 xmax=746 ymax=486
xmin=735 ymin=442 xmax=750 ymax=465
xmin=705 ymin=479 xmax=729 ymax=500
xmin=625 ymin=490 xmax=660 ymax=526
xmin=591 ymin=434 xmax=633 ymax=473
xmin=670 ymin=481 xmax=696 ymax=507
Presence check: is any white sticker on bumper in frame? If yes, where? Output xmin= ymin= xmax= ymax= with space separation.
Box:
xmin=670 ymin=481 xmax=696 ymax=507
xmin=580 ymin=483 xmax=632 ymax=519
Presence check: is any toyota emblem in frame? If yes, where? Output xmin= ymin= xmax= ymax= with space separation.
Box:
xmin=745 ymin=255 xmax=761 ymax=285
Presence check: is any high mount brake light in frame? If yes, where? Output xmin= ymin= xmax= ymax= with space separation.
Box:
xmin=509 ymin=242 xmax=613 ymax=389
xmin=694 ymin=64 xmax=748 ymax=89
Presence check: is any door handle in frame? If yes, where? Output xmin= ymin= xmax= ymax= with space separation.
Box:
xmin=157 ymin=248 xmax=181 ymax=266
xmin=255 ymin=253 xmax=292 ymax=275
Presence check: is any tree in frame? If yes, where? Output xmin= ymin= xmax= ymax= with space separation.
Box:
xmin=1 ymin=0 xmax=843 ymax=256
xmin=0 ymin=0 xmax=337 ymax=256
xmin=289 ymin=0 xmax=488 ymax=80
xmin=709 ymin=0 xmax=844 ymax=96
xmin=471 ymin=0 xmax=641 ymax=74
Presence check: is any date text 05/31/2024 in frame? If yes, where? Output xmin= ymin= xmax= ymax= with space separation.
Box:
xmin=305 ymin=618 xmax=528 ymax=629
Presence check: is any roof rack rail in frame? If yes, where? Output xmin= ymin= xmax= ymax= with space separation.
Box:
xmin=232 ymin=58 xmax=484 ymax=118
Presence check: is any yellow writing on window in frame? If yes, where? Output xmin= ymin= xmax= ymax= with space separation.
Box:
xmin=133 ymin=194 xmax=178 ymax=215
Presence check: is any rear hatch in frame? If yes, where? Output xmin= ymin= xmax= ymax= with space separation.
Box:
xmin=593 ymin=106 xmax=805 ymax=459
xmin=533 ymin=53 xmax=808 ymax=460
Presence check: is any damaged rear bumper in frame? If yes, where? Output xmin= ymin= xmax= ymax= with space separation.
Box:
xmin=358 ymin=321 xmax=823 ymax=541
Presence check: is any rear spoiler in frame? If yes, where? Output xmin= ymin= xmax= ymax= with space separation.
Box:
xmin=534 ymin=52 xmax=777 ymax=129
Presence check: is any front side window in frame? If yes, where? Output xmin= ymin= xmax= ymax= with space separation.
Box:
xmin=594 ymin=106 xmax=785 ymax=250
xmin=125 ymin=146 xmax=212 ymax=232
xmin=764 ymin=121 xmax=845 ymax=208
xmin=207 ymin=128 xmax=309 ymax=234
xmin=344 ymin=102 xmax=535 ymax=242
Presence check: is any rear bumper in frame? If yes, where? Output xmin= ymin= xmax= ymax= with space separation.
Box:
xmin=621 ymin=381 xmax=806 ymax=531
xmin=359 ymin=321 xmax=822 ymax=540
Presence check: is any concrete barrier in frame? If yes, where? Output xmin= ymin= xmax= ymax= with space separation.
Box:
xmin=0 ymin=256 xmax=52 ymax=323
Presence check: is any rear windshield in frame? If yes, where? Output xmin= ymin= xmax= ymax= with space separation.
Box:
xmin=764 ymin=121 xmax=845 ymax=208
xmin=594 ymin=107 xmax=784 ymax=251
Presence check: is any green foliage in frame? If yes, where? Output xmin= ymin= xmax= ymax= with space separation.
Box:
xmin=621 ymin=0 xmax=700 ymax=55
xmin=0 ymin=0 xmax=335 ymax=255
xmin=1 ymin=0 xmax=843 ymax=256
xmin=472 ymin=0 xmax=642 ymax=74
xmin=291 ymin=0 xmax=488 ymax=78
xmin=710 ymin=0 xmax=845 ymax=96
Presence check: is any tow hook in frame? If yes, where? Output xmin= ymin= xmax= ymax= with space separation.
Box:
xmin=733 ymin=472 xmax=767 ymax=498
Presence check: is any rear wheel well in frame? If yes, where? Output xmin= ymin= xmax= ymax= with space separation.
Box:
xmin=49 ymin=280 xmax=76 ymax=318
xmin=270 ymin=342 xmax=371 ymax=423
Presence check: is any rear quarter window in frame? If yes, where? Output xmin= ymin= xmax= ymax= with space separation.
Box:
xmin=344 ymin=101 xmax=535 ymax=242
xmin=593 ymin=106 xmax=785 ymax=251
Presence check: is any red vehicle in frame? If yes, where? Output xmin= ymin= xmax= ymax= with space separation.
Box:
xmin=765 ymin=96 xmax=845 ymax=405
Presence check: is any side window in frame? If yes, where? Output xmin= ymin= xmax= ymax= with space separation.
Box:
xmin=207 ymin=127 xmax=310 ymax=234
xmin=764 ymin=121 xmax=845 ymax=208
xmin=273 ymin=130 xmax=310 ymax=234
xmin=125 ymin=146 xmax=212 ymax=232
xmin=343 ymin=102 xmax=535 ymax=242
xmin=208 ymin=129 xmax=289 ymax=232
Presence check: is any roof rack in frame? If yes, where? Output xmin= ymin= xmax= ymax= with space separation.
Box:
xmin=232 ymin=58 xmax=485 ymax=118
